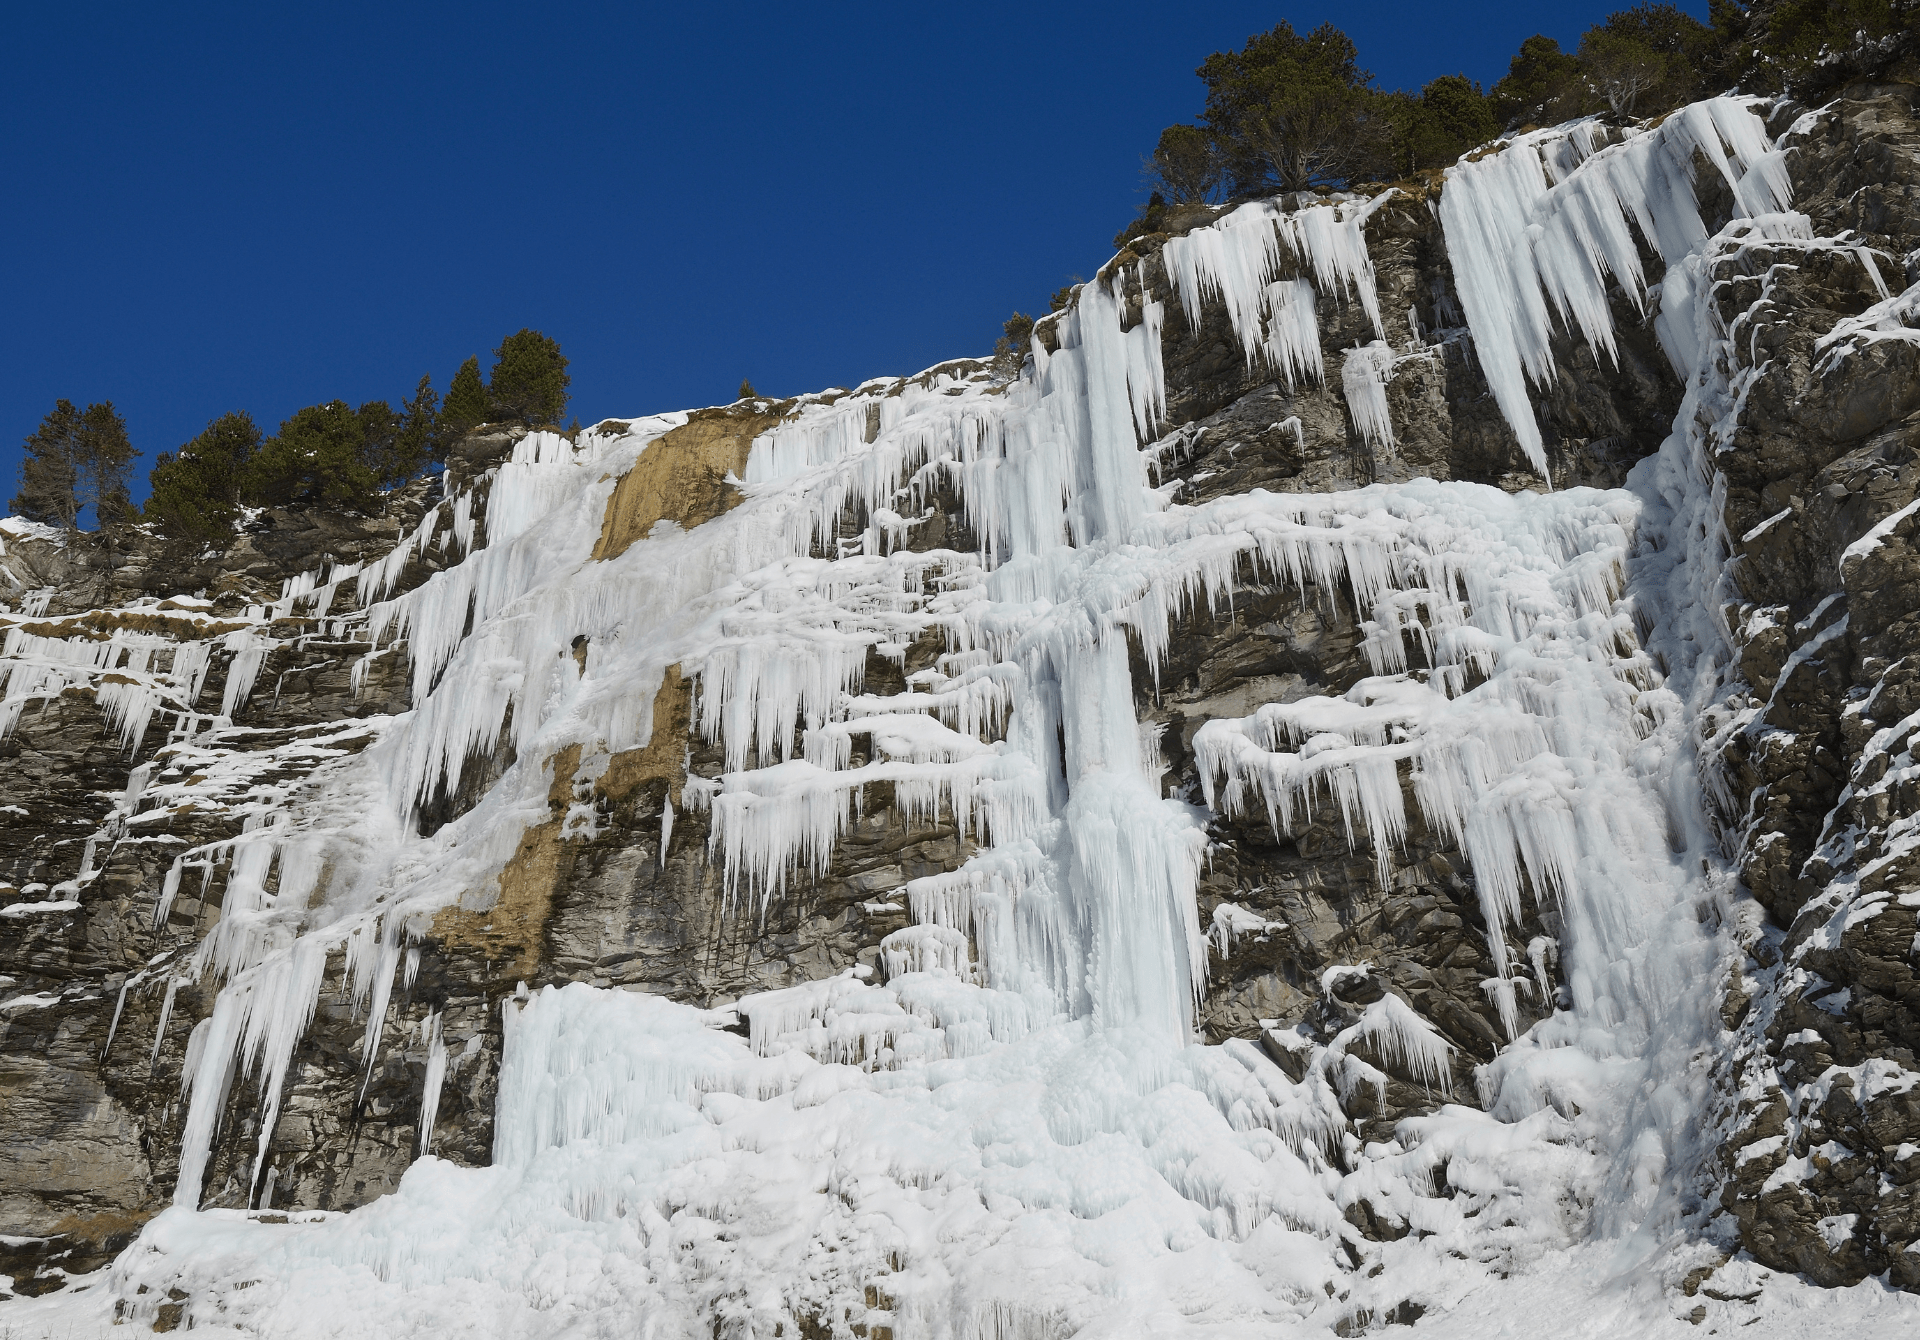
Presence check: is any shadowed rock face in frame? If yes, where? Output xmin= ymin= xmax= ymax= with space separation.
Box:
xmin=3 ymin=81 xmax=1920 ymax=1304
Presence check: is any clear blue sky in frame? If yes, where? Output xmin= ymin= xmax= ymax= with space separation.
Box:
xmin=2 ymin=1 xmax=1707 ymax=510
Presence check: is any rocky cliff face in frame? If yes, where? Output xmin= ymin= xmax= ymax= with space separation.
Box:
xmin=3 ymin=76 xmax=1920 ymax=1332
xmin=1 ymin=483 xmax=442 ymax=1284
xmin=1697 ymin=87 xmax=1920 ymax=1287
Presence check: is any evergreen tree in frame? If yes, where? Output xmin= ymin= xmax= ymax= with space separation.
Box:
xmin=1760 ymin=0 xmax=1907 ymax=75
xmin=1198 ymin=23 xmax=1390 ymax=193
xmin=1490 ymin=36 xmax=1593 ymax=127
xmin=1383 ymin=75 xmax=1501 ymax=175
xmin=76 ymin=401 xmax=137 ymax=526
xmin=242 ymin=401 xmax=380 ymax=511
xmin=439 ymin=355 xmax=490 ymax=444
xmin=10 ymin=400 xmax=84 ymax=527
xmin=9 ymin=399 xmax=135 ymax=529
xmin=1113 ymin=191 xmax=1170 ymax=251
xmin=145 ymin=411 xmax=261 ymax=544
xmin=394 ymin=374 xmax=440 ymax=473
xmin=355 ymin=399 xmax=402 ymax=487
xmin=1147 ymin=124 xmax=1222 ymax=203
xmin=1420 ymin=75 xmax=1500 ymax=155
xmin=992 ymin=312 xmax=1036 ymax=378
xmin=488 ymin=328 xmax=570 ymax=426
xmin=738 ymin=379 xmax=758 ymax=401
xmin=1578 ymin=4 xmax=1713 ymax=114
xmin=1378 ymin=91 xmax=1435 ymax=177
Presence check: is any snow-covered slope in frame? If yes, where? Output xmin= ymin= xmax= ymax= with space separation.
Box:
xmin=7 ymin=92 xmax=1920 ymax=1336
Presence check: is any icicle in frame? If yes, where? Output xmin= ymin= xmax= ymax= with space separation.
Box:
xmin=104 ymin=974 xmax=134 ymax=1059
xmin=880 ymin=924 xmax=971 ymax=979
xmin=417 ymin=1011 xmax=446 ymax=1158
xmin=154 ymin=858 xmax=183 ymax=929
xmin=151 ymin=974 xmax=180 ymax=1069
xmin=1160 ymin=196 xmax=1387 ymax=384
xmin=1437 ymin=96 xmax=1792 ymax=473
xmin=174 ymin=994 xmax=243 ymax=1206
xmin=1341 ymin=341 xmax=1397 ymax=450
xmin=745 ymin=395 xmax=880 ymax=485
xmin=219 ymin=631 xmax=268 ymax=718
xmin=356 ymin=928 xmax=404 ymax=1101
xmin=1263 ymin=278 xmax=1323 ymax=391
xmin=1344 ymin=993 xmax=1453 ymax=1090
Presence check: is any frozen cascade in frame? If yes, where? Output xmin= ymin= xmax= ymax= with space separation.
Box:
xmin=50 ymin=92 xmax=1919 ymax=1337
xmin=1160 ymin=195 xmax=1387 ymax=393
xmin=1435 ymin=96 xmax=1791 ymax=475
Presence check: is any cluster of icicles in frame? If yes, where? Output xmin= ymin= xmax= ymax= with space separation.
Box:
xmin=4 ymin=100 xmax=1797 ymax=1280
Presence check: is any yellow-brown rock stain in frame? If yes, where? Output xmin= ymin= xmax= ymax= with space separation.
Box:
xmin=431 ymin=398 xmax=782 ymax=976
xmin=600 ymin=666 xmax=694 ymax=808
xmin=591 ymin=404 xmax=784 ymax=562
xmin=429 ymin=743 xmax=580 ymax=980
xmin=429 ymin=668 xmax=694 ymax=978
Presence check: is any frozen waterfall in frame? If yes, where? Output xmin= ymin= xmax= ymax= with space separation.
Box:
xmin=16 ymin=95 xmax=1904 ymax=1338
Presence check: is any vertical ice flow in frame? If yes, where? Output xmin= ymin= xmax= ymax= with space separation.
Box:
xmin=82 ymin=106 xmax=1835 ymax=1332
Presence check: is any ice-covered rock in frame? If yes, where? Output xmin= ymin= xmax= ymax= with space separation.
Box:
xmin=4 ymin=81 xmax=1920 ymax=1338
